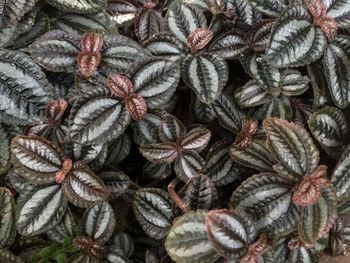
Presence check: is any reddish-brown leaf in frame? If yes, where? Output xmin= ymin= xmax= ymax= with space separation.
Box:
xmin=80 ymin=32 xmax=104 ymax=53
xmin=187 ymin=28 xmax=213 ymax=53
xmin=107 ymin=73 xmax=134 ymax=98
xmin=55 ymin=159 xmax=73 ymax=184
xmin=240 ymin=235 xmax=268 ymax=263
xmin=234 ymin=118 xmax=258 ymax=149
xmin=77 ymin=52 xmax=101 ymax=77
xmin=45 ymin=99 xmax=67 ymax=124
xmin=125 ymin=94 xmax=147 ymax=120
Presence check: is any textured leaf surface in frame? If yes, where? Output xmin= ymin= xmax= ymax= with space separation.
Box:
xmin=174 ymin=150 xmax=205 ymax=182
xmin=234 ymin=80 xmax=272 ymax=108
xmin=0 ymin=188 xmax=16 ymax=248
xmin=106 ymin=0 xmax=137 ymax=25
xmin=133 ymin=188 xmax=173 ymax=240
xmin=331 ymin=145 xmax=350 ymax=201
xmin=132 ymin=112 xmax=162 ymax=144
xmin=0 ymin=125 xmax=11 ymax=170
xmin=139 ymin=143 xmax=177 ymax=163
xmin=98 ymin=170 xmax=130 ymax=200
xmin=326 ymin=0 xmax=350 ymax=27
xmin=134 ymin=8 xmax=164 ymax=42
xmin=182 ymin=54 xmax=228 ymax=104
xmin=159 ymin=113 xmax=186 ymax=142
xmin=0 ymin=49 xmax=52 ymax=125
xmin=0 ymin=0 xmax=35 ymax=29
xmin=246 ymin=0 xmax=283 ymax=16
xmin=165 ymin=210 xmax=220 ymax=263
xmin=180 ymin=127 xmax=211 ymax=151
xmin=46 ymin=0 xmax=106 ymax=13
xmin=17 ymin=185 xmax=67 ymax=236
xmin=47 ymin=208 xmax=76 ymax=243
xmin=230 ymin=173 xmax=298 ymax=236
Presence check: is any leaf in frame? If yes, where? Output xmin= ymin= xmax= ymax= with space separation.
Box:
xmin=322 ymin=35 xmax=350 ymax=108
xmin=134 ymin=7 xmax=164 ymax=42
xmin=165 ymin=210 xmax=220 ymax=263
xmin=326 ymin=0 xmax=350 ymax=27
xmin=263 ymin=118 xmax=319 ymax=178
xmin=133 ymin=188 xmax=173 ymax=240
xmin=0 ymin=125 xmax=11 ymax=171
xmin=46 ymin=0 xmax=106 ymax=13
xmin=174 ymin=150 xmax=205 ymax=182
xmin=30 ymin=30 xmax=81 ymax=73
xmin=17 ymin=185 xmax=67 ymax=236
xmin=81 ymin=202 xmax=116 ymax=244
xmin=62 ymin=161 xmax=110 ymax=208
xmin=230 ymin=173 xmax=298 ymax=236
xmin=205 ymin=209 xmax=256 ymax=259
xmin=212 ymin=92 xmax=244 ymax=134
xmin=181 ymin=174 xmax=219 ymax=210
xmin=0 ymin=249 xmax=24 ymax=263
xmin=11 ymin=135 xmax=66 ymax=184
xmin=139 ymin=143 xmax=177 ymax=163
xmin=246 ymin=0 xmax=283 ymax=17
xmin=0 ymin=0 xmax=35 ymax=29
xmin=191 ymin=95 xmax=217 ymax=122
xmin=98 ymin=170 xmax=130 ymax=200
xmin=143 ymin=161 xmax=172 ymax=180
xmin=180 ymin=127 xmax=211 ymax=151
xmin=298 ymin=185 xmax=338 ymax=244
xmin=132 ymin=112 xmax=162 ymax=144
xmin=308 ymin=106 xmax=348 ymax=159
xmin=106 ymin=0 xmax=137 ymax=25
xmin=258 ymin=96 xmax=293 ymax=120
xmin=103 ymin=246 xmax=133 ymax=263
xmin=226 ymin=0 xmax=259 ymax=25
xmin=181 ymin=54 xmax=228 ymax=104
xmin=69 ymin=86 xmax=130 ymax=145
xmin=159 ymin=113 xmax=186 ymax=142
xmin=234 ymin=80 xmax=272 ymax=108
xmin=47 ymin=208 xmax=77 ymax=243
xmin=0 ymin=188 xmax=16 ymax=248
xmin=127 ymin=57 xmax=181 ymax=108
xmin=286 ymin=247 xmax=319 ymax=263
xmin=331 ymin=145 xmax=350 ymax=201
xmin=143 ymin=32 xmax=187 ymax=61
xmin=266 ymin=5 xmax=327 ymax=67
xmin=280 ymin=70 xmax=310 ymax=96
xmin=202 ymin=140 xmax=240 ymax=186
xmin=0 ymin=49 xmax=53 ymax=125
xmin=165 ymin=2 xmax=207 ymax=44
xmin=105 ymin=133 xmax=131 ymax=165
xmin=101 ymin=34 xmax=150 ymax=74
xmin=230 ymin=138 xmax=276 ymax=172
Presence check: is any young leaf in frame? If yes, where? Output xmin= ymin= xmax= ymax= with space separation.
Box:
xmin=165 ymin=210 xmax=220 ymax=263
xmin=17 ymin=185 xmax=68 ymax=236
xmin=133 ymin=188 xmax=173 ymax=240
xmin=0 ymin=188 xmax=16 ymax=248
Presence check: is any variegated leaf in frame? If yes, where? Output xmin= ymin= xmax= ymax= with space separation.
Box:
xmin=159 ymin=113 xmax=186 ymax=142
xmin=280 ymin=70 xmax=310 ymax=96
xmin=101 ymin=34 xmax=150 ymax=74
xmin=181 ymin=127 xmax=211 ymax=151
xmin=103 ymin=246 xmax=133 ymax=263
xmin=30 ymin=30 xmax=80 ymax=73
xmin=181 ymin=54 xmax=228 ymax=104
xmin=106 ymin=0 xmax=137 ymax=25
xmin=174 ymin=150 xmax=205 ymax=182
xmin=17 ymin=185 xmax=67 ymax=236
xmin=202 ymin=140 xmax=240 ymax=186
xmin=0 ymin=125 xmax=11 ymax=171
xmin=258 ymin=96 xmax=293 ymax=120
xmin=165 ymin=210 xmax=220 ymax=263
xmin=143 ymin=161 xmax=172 ymax=180
xmin=226 ymin=0 xmax=259 ymax=25
xmin=139 ymin=143 xmax=178 ymax=163
xmin=306 ymin=63 xmax=329 ymax=108
xmin=11 ymin=135 xmax=65 ymax=184
xmin=98 ymin=170 xmax=130 ymax=200
xmin=230 ymin=138 xmax=276 ymax=172
xmin=81 ymin=202 xmax=116 ymax=244
xmin=109 ymin=232 xmax=134 ymax=258
xmin=230 ymin=173 xmax=298 ymax=236
xmin=326 ymin=0 xmax=350 ymax=27
xmin=0 ymin=188 xmax=16 ymax=248
xmin=46 ymin=0 xmax=106 ymax=13
xmin=266 ymin=5 xmax=327 ymax=67
xmin=205 ymin=209 xmax=256 ymax=259
xmin=105 ymin=133 xmax=131 ymax=165
xmin=132 ymin=112 xmax=162 ymax=144
xmin=133 ymin=188 xmax=173 ymax=240
xmin=331 ymin=145 xmax=350 ymax=201
xmin=165 ymin=2 xmax=207 ymax=44
xmin=127 ymin=57 xmax=180 ymax=108
xmin=322 ymin=35 xmax=350 ymax=108
xmin=0 ymin=49 xmax=52 ymax=125
xmin=0 ymin=0 xmax=35 ymax=29
xmin=286 ymin=246 xmax=319 ymax=263
xmin=69 ymin=86 xmax=130 ymax=145
xmin=212 ymin=93 xmax=244 ymax=134
xmin=246 ymin=0 xmax=283 ymax=17
xmin=181 ymin=174 xmax=219 ymax=210
xmin=143 ymin=32 xmax=187 ymax=61
xmin=298 ymin=185 xmax=338 ymax=244
xmin=308 ymin=106 xmax=348 ymax=159
xmin=234 ymin=80 xmax=272 ymax=108
xmin=62 ymin=161 xmax=110 ymax=208
xmin=263 ymin=118 xmax=319 ymax=178
xmin=134 ymin=7 xmax=164 ymax=42
xmin=192 ymin=95 xmax=217 ymax=122
xmin=47 ymin=208 xmax=76 ymax=243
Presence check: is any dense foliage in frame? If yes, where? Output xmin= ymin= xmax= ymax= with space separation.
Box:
xmin=1 ymin=0 xmax=350 ymax=262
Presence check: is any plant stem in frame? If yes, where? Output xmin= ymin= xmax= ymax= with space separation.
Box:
xmin=168 ymin=178 xmax=189 ymax=213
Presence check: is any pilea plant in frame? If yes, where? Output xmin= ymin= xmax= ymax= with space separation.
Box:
xmin=2 ymin=0 xmax=350 ymax=262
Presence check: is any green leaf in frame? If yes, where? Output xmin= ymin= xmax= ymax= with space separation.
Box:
xmin=308 ymin=106 xmax=348 ymax=159
xmin=81 ymin=202 xmax=116 ymax=244
xmin=46 ymin=0 xmax=106 ymax=13
xmin=0 ymin=188 xmax=16 ymax=248
xmin=17 ymin=185 xmax=68 ymax=236
xmin=181 ymin=54 xmax=228 ymax=104
xmin=229 ymin=138 xmax=276 ymax=172
xmin=280 ymin=70 xmax=310 ymax=96
xmin=286 ymin=246 xmax=320 ymax=263
xmin=263 ymin=118 xmax=319 ymax=178
xmin=165 ymin=2 xmax=207 ymax=44
xmin=266 ymin=5 xmax=327 ymax=67
xmin=331 ymin=145 xmax=350 ymax=201
xmin=55 ymin=253 xmax=67 ymax=263
xmin=143 ymin=161 xmax=172 ymax=181
xmin=0 ymin=49 xmax=52 ymax=125
xmin=205 ymin=209 xmax=256 ymax=259
xmin=40 ymin=243 xmax=58 ymax=258
xmin=322 ymin=35 xmax=350 ymax=108
xmin=165 ymin=210 xmax=220 ymax=263
xmin=230 ymin=173 xmax=298 ymax=236
xmin=133 ymin=188 xmax=173 ymax=240
xmin=174 ymin=150 xmax=205 ymax=182
xmin=258 ymin=97 xmax=293 ymax=120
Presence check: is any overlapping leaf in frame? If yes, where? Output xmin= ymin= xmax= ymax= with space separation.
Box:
xmin=134 ymin=7 xmax=164 ymax=42
xmin=174 ymin=150 xmax=205 ymax=181
xmin=47 ymin=208 xmax=76 ymax=243
xmin=331 ymin=145 xmax=350 ymax=201
xmin=0 ymin=0 xmax=35 ymax=29
xmin=98 ymin=170 xmax=130 ymax=199
xmin=46 ymin=0 xmax=106 ymax=13
xmin=0 ymin=188 xmax=16 ymax=248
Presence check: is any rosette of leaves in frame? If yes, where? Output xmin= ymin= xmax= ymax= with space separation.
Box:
xmin=139 ymin=113 xmax=211 ymax=182
xmin=68 ymin=57 xmax=180 ymax=145
xmin=143 ymin=1 xmax=229 ymax=104
xmin=231 ymin=118 xmax=338 ymax=245
xmin=10 ymin=135 xmax=110 ymax=236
